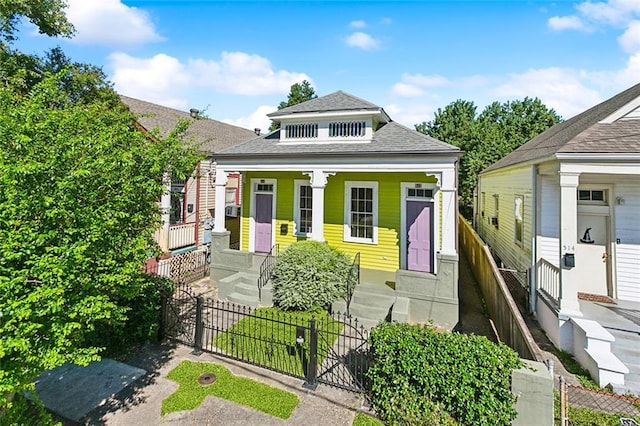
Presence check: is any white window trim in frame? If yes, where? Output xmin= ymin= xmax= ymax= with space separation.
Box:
xmin=514 ymin=195 xmax=524 ymax=246
xmin=343 ymin=181 xmax=378 ymax=244
xmin=293 ymin=179 xmax=312 ymax=237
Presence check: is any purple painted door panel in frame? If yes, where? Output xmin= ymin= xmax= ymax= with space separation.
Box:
xmin=406 ymin=200 xmax=434 ymax=273
xmin=255 ymin=193 xmax=273 ymax=253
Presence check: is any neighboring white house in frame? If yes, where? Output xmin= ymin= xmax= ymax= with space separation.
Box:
xmin=474 ymin=82 xmax=640 ymax=355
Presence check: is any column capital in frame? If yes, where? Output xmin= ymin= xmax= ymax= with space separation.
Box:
xmin=214 ymin=169 xmax=228 ymax=186
xmin=303 ymin=170 xmax=335 ymax=188
xmin=559 ymin=171 xmax=580 ymax=187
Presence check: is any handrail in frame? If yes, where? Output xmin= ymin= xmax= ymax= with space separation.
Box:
xmin=345 ymin=252 xmax=360 ymax=316
xmin=537 ymin=258 xmax=560 ymax=308
xmin=258 ymin=244 xmax=279 ymax=301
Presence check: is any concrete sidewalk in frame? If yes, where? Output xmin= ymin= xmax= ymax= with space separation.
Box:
xmin=83 ymin=343 xmax=366 ymax=425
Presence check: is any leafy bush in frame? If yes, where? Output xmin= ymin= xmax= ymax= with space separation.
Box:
xmin=272 ymin=241 xmax=351 ymax=311
xmin=84 ymin=274 xmax=174 ymax=355
xmin=367 ymin=322 xmax=522 ymax=425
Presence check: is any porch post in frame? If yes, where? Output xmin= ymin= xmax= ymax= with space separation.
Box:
xmin=558 ymin=171 xmax=581 ymax=314
xmin=438 ymin=167 xmax=457 ymax=256
xmin=159 ymin=171 xmax=171 ymax=252
xmin=213 ymin=168 xmax=228 ymax=232
xmin=305 ymin=170 xmax=334 ymax=243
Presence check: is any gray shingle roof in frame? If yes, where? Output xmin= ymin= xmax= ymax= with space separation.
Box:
xmin=268 ymin=90 xmax=383 ymax=118
xmin=483 ymin=82 xmax=640 ymax=173
xmin=120 ymin=95 xmax=257 ymax=154
xmin=216 ymin=121 xmax=460 ymax=158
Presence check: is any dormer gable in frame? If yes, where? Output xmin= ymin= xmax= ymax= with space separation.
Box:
xmin=268 ymin=91 xmax=390 ymax=144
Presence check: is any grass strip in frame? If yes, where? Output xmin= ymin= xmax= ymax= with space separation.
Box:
xmin=352 ymin=412 xmax=384 ymax=426
xmin=162 ymin=360 xmax=298 ymax=419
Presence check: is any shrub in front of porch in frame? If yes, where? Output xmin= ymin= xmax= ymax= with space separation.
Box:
xmin=272 ymin=241 xmax=351 ymax=311
xmin=367 ymin=322 xmax=523 ymax=425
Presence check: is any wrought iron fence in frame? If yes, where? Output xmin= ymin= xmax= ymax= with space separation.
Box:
xmin=557 ymin=376 xmax=640 ymax=425
xmin=160 ymin=287 xmax=370 ymax=393
xmin=258 ymin=244 xmax=278 ymax=301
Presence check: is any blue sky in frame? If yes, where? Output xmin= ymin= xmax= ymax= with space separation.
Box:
xmin=15 ymin=0 xmax=640 ymax=132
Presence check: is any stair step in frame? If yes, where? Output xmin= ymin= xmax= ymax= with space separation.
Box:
xmin=226 ymin=292 xmax=260 ymax=308
xmin=348 ymin=303 xmax=391 ymax=322
xmin=234 ymin=282 xmax=259 ymax=297
xmin=352 ymin=291 xmax=396 ymax=309
xmin=356 ymin=283 xmax=396 ymax=296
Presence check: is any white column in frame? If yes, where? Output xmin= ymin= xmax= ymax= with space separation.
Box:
xmin=214 ymin=169 xmax=228 ymax=232
xmin=558 ymin=171 xmax=581 ymax=315
xmin=304 ymin=170 xmax=334 ymax=242
xmin=159 ymin=171 xmax=171 ymax=252
xmin=438 ymin=168 xmax=457 ymax=255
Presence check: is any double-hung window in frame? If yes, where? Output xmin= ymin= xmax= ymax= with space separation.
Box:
xmin=294 ymin=180 xmax=312 ymax=235
xmin=344 ymin=181 xmax=378 ymax=244
xmin=514 ymin=195 xmax=524 ymax=245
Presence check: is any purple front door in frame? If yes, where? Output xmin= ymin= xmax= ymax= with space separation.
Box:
xmin=255 ymin=193 xmax=273 ymax=253
xmin=406 ymin=200 xmax=434 ymax=273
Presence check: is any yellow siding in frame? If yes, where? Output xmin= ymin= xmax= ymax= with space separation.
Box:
xmin=239 ymin=171 xmax=439 ymax=272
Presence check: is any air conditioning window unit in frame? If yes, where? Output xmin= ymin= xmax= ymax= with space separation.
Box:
xmin=225 ymin=206 xmax=240 ymax=217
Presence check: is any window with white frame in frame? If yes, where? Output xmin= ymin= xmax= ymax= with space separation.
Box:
xmin=344 ymin=181 xmax=378 ymax=243
xmin=514 ymin=195 xmax=524 ymax=244
xmin=294 ymin=180 xmax=312 ymax=235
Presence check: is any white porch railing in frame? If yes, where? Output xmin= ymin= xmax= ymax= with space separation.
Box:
xmin=168 ymin=223 xmax=196 ymax=250
xmin=537 ymin=258 xmax=560 ymax=306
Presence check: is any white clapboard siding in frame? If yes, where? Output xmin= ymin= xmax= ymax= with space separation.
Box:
xmin=540 ymin=175 xmax=559 ymax=238
xmin=616 ymin=244 xmax=640 ymax=302
xmin=477 ymin=166 xmax=533 ymax=273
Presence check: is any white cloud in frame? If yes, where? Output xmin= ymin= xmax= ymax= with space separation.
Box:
xmin=402 ymin=73 xmax=449 ymax=88
xmin=390 ymin=83 xmax=426 ymax=98
xmin=494 ymin=68 xmax=602 ymax=119
xmin=349 ymin=20 xmax=366 ymax=28
xmin=110 ymin=53 xmax=190 ymax=107
xmin=385 ymin=103 xmax=436 ymax=127
xmin=66 ymin=0 xmax=163 ymax=46
xmin=576 ymin=0 xmax=640 ymax=26
xmin=109 ymin=51 xmax=312 ymax=101
xmin=345 ymin=32 xmax=379 ymax=50
xmin=222 ymin=105 xmax=275 ymax=133
xmin=548 ymin=16 xmax=590 ymax=32
xmin=619 ymin=20 xmax=640 ymax=53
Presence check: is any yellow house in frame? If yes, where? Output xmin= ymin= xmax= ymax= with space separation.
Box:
xmin=210 ymin=91 xmax=462 ymax=329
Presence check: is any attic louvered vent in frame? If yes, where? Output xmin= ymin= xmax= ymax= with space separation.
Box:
xmin=329 ymin=121 xmax=366 ymax=137
xmin=285 ymin=123 xmax=318 ymax=138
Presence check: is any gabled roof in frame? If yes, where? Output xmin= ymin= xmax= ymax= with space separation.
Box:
xmin=216 ymin=121 xmax=460 ymax=158
xmin=483 ymin=82 xmax=640 ymax=173
xmin=120 ymin=95 xmax=257 ymax=154
xmin=267 ymin=90 xmax=387 ymax=119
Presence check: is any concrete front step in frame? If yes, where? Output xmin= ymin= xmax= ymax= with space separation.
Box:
xmin=226 ymin=292 xmax=260 ymax=308
xmin=356 ymin=283 xmax=396 ymax=296
xmin=348 ymin=303 xmax=391 ymax=322
xmin=233 ymin=282 xmax=259 ymax=298
xmin=351 ymin=290 xmax=396 ymax=309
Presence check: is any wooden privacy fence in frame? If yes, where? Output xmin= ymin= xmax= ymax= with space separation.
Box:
xmin=459 ymin=215 xmax=543 ymax=361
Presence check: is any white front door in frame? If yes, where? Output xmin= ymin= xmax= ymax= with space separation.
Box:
xmin=575 ymin=214 xmax=610 ymax=297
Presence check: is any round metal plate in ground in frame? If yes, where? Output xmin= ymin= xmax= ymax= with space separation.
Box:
xmin=197 ymin=373 xmax=217 ymax=386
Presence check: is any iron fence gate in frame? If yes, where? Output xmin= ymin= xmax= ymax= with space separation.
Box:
xmin=160 ymin=286 xmax=370 ymax=393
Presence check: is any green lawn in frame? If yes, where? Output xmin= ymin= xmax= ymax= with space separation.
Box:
xmin=162 ymin=360 xmax=298 ymax=418
xmin=214 ymin=307 xmax=343 ymax=377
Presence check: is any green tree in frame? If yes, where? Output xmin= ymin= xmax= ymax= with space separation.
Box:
xmin=268 ymin=80 xmax=317 ymax=131
xmin=0 ymin=68 xmax=201 ymax=413
xmin=0 ymin=0 xmax=74 ymax=42
xmin=416 ymin=97 xmax=561 ymax=211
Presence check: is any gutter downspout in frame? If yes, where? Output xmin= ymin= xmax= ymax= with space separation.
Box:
xmin=529 ymin=165 xmax=538 ymax=315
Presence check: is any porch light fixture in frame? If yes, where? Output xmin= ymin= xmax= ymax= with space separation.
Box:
xmin=616 ymin=196 xmax=625 ymax=205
